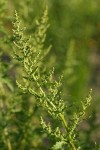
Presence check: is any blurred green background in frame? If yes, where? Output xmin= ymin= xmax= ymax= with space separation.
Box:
xmin=0 ymin=0 xmax=100 ymax=149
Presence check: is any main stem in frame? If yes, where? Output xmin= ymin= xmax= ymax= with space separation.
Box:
xmin=59 ymin=113 xmax=76 ymax=150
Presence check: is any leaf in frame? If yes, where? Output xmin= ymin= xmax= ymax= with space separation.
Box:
xmin=16 ymin=80 xmax=27 ymax=93
xmin=3 ymin=78 xmax=14 ymax=91
xmin=52 ymin=141 xmax=66 ymax=150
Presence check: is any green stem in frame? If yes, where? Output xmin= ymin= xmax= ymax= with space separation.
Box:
xmin=59 ymin=113 xmax=76 ymax=150
xmin=69 ymin=139 xmax=76 ymax=150
xmin=59 ymin=113 xmax=67 ymax=130
xmin=4 ymin=128 xmax=12 ymax=150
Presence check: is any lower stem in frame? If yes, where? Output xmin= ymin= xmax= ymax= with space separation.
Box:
xmin=59 ymin=113 xmax=76 ymax=150
xmin=69 ymin=139 xmax=76 ymax=150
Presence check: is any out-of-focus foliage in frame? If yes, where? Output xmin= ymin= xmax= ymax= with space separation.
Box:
xmin=0 ymin=0 xmax=100 ymax=149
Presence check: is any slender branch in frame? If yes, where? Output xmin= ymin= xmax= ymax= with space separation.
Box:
xmin=59 ymin=113 xmax=67 ymax=130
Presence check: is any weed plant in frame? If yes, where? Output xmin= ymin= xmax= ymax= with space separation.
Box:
xmin=0 ymin=1 xmax=100 ymax=150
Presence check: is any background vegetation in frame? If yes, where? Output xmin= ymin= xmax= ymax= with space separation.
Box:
xmin=0 ymin=0 xmax=100 ymax=149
